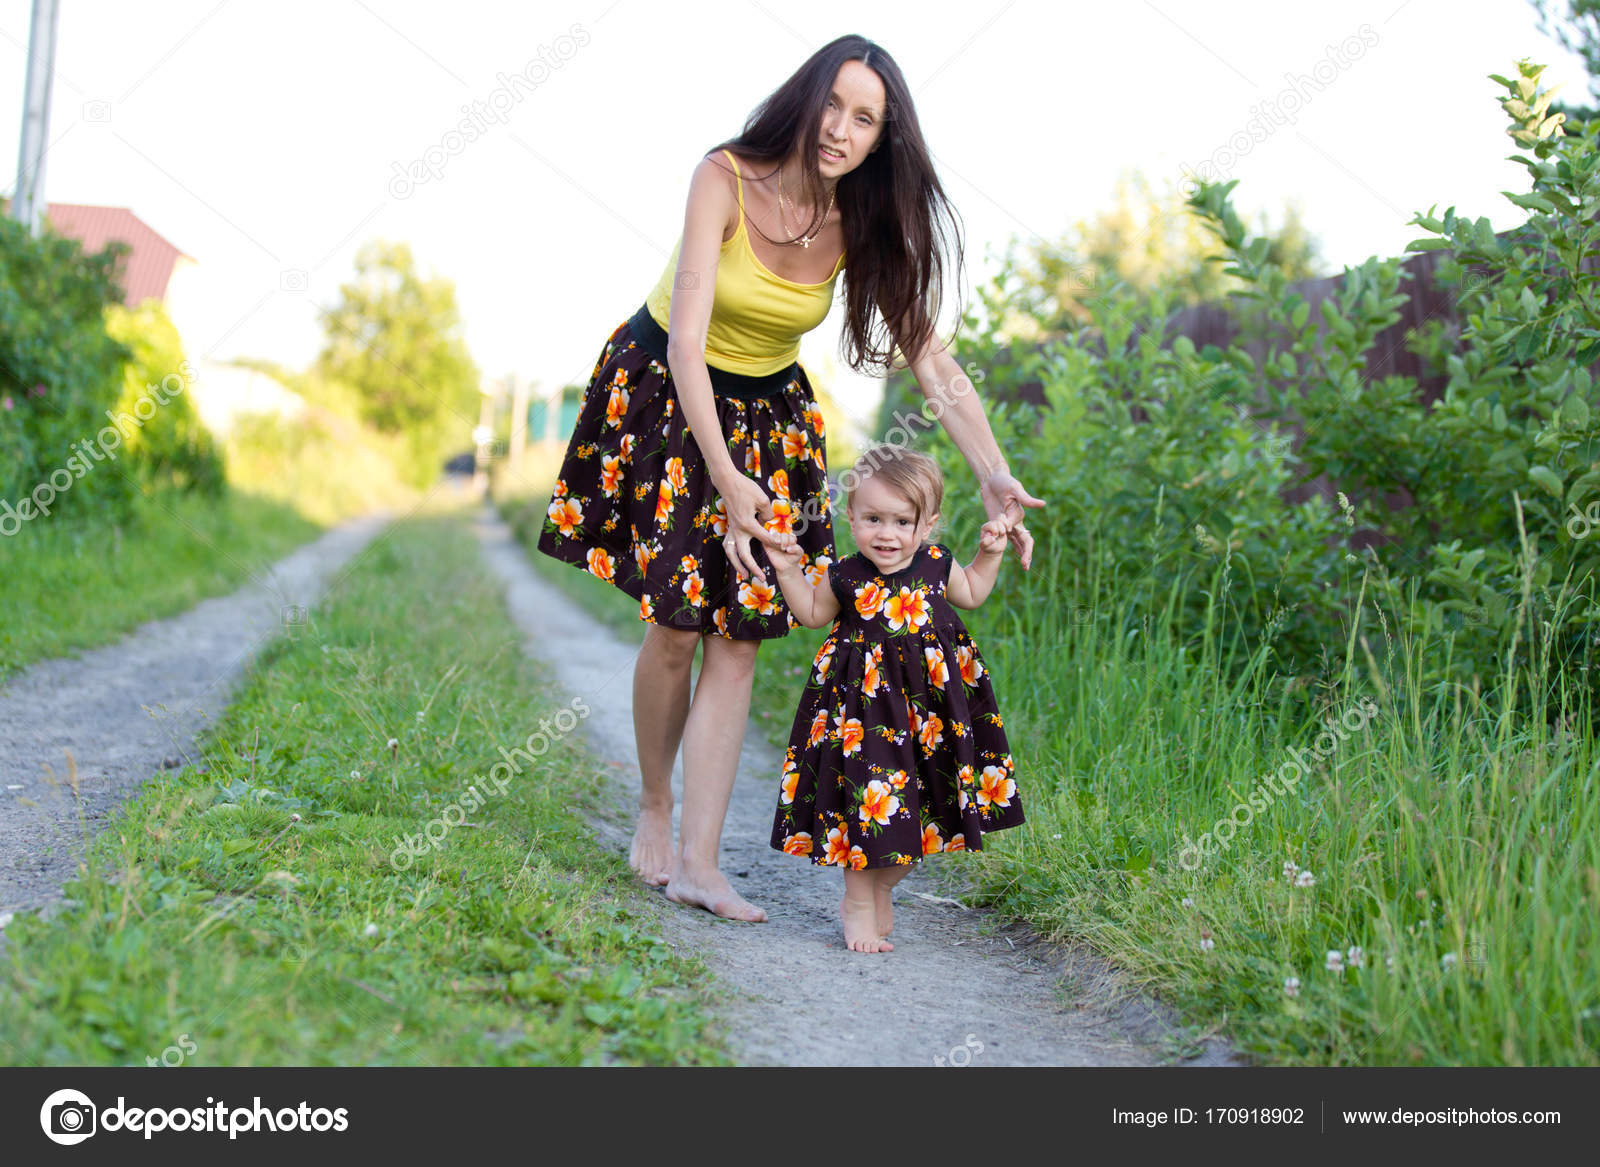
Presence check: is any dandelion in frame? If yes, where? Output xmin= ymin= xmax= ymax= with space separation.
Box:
xmin=1284 ymin=976 xmax=1301 ymax=998
xmin=1295 ymin=869 xmax=1316 ymax=888
xmin=1325 ymin=949 xmax=1344 ymax=974
xmin=1282 ymin=860 xmax=1299 ymax=881
xmin=350 ymin=770 xmax=361 ymax=781
xmin=1441 ymin=952 xmax=1458 ymax=971
xmin=387 ymin=737 xmax=399 ymax=751
xmin=1346 ymin=945 xmax=1365 ymax=969
xmin=290 ymin=813 xmax=302 ymax=823
xmin=363 ymin=923 xmax=379 ymax=938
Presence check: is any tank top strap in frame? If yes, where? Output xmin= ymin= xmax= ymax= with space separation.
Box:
xmin=721 ymin=148 xmax=745 ymax=218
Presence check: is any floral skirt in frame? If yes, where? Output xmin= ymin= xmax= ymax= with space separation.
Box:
xmin=535 ymin=315 xmax=836 ymax=640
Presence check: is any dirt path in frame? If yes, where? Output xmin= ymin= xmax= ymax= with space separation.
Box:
xmin=0 ymin=512 xmax=391 ymax=923
xmin=474 ymin=503 xmax=1242 ymax=1068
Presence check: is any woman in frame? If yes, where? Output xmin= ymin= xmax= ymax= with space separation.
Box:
xmin=537 ymin=34 xmax=1044 ymax=923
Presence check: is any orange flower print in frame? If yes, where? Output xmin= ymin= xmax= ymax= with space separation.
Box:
xmin=944 ymin=835 xmax=967 ymax=853
xmin=807 ymin=708 xmax=829 ymax=748
xmin=804 ymin=555 xmax=831 ymax=587
xmin=766 ymin=498 xmax=795 ymax=536
xmin=858 ymin=778 xmax=900 ymax=826
xmin=767 ymin=468 xmax=790 ymax=500
xmin=634 ymin=539 xmax=655 ymax=576
xmin=925 ymin=645 xmax=949 ymax=689
xmin=666 ymin=456 xmax=688 ymax=495
xmin=620 ymin=433 xmax=636 ymax=463
xmin=586 ymin=548 xmax=614 ymax=582
xmin=779 ymin=763 xmax=799 ymax=806
xmin=548 ymin=497 xmax=583 ymax=537
xmin=813 ymin=640 xmax=835 ymax=682
xmin=823 ymin=825 xmax=851 ymax=867
xmin=783 ymin=424 xmax=809 ymax=460
xmin=861 ymin=647 xmax=882 ymax=698
xmin=654 ymin=480 xmax=673 ymax=527
xmin=812 ymin=442 xmax=826 ymax=473
xmin=918 ymin=713 xmax=945 ymax=755
xmin=712 ymin=606 xmax=729 ymax=637
xmin=553 ymin=478 xmax=568 ymax=497
xmin=921 ymin=823 xmax=944 ymax=855
xmin=680 ymin=554 xmax=698 ymax=573
xmin=606 ymin=385 xmax=630 ymax=428
xmin=683 ymin=571 xmax=706 ymax=608
xmin=887 ymin=769 xmax=909 ymax=790
xmin=847 ymin=845 xmax=868 ymax=870
xmin=805 ymin=403 xmax=825 ymax=437
xmin=782 ymin=832 xmax=813 ymax=856
xmin=854 ymin=580 xmax=886 ymax=620
xmin=1003 ymin=754 xmax=1015 ymax=772
xmin=744 ymin=443 xmax=761 ymax=476
xmin=958 ymin=763 xmax=976 ymax=788
xmin=711 ymin=497 xmax=728 ymax=537
xmin=639 ymin=593 xmax=654 ymax=621
xmin=611 ymin=367 xmax=628 ymax=389
xmin=883 ymin=587 xmax=931 ymax=632
xmin=928 ymin=544 xmax=944 ymax=558
xmin=834 ymin=715 xmax=865 ymax=756
xmin=738 ymin=577 xmax=778 ymax=615
xmin=978 ymin=765 xmax=1016 ymax=810
xmin=599 ymin=455 xmax=622 ymax=498
xmin=956 ymin=644 xmax=984 ymax=685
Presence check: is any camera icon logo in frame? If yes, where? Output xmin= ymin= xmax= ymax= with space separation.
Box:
xmin=40 ymin=1088 xmax=97 ymax=1145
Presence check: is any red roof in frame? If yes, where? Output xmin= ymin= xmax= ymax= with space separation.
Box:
xmin=39 ymin=204 xmax=192 ymax=307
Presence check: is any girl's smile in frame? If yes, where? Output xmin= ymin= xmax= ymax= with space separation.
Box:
xmin=847 ymin=473 xmax=935 ymax=576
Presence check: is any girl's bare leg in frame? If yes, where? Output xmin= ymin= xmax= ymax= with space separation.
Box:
xmin=840 ymin=869 xmax=887 ymax=953
xmin=664 ymin=632 xmax=767 ymax=922
xmin=873 ymin=863 xmax=915 ymax=946
xmin=629 ymin=624 xmax=699 ymax=885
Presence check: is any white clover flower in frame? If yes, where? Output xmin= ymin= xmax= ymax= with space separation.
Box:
xmin=1284 ymin=976 xmax=1301 ymax=998
xmin=1295 ymin=869 xmax=1316 ymax=888
xmin=1181 ymin=897 xmax=1195 ymax=909
xmin=1325 ymin=949 xmax=1344 ymax=973
xmin=1346 ymin=945 xmax=1365 ymax=968
xmin=1441 ymin=952 xmax=1458 ymax=971
xmin=363 ymin=923 xmax=379 ymax=938
xmin=1283 ymin=860 xmax=1300 ymax=880
xmin=1200 ymin=937 xmax=1214 ymax=951
xmin=350 ymin=770 xmax=360 ymax=780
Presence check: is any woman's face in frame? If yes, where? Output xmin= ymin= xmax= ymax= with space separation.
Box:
xmin=814 ymin=59 xmax=886 ymax=177
xmin=847 ymin=473 xmax=935 ymax=576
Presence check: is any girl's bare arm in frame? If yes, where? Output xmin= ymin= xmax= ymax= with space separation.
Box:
xmin=769 ymin=544 xmax=841 ymax=628
xmin=944 ymin=517 xmax=1012 ymax=610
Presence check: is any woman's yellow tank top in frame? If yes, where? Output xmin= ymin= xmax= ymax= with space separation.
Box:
xmin=644 ymin=148 xmax=845 ymax=376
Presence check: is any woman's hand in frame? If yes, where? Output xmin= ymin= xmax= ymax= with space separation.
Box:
xmin=719 ymin=473 xmax=793 ymax=583
xmin=979 ymin=467 xmax=1046 ymax=569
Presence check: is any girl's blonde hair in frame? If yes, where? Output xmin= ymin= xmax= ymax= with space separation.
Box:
xmin=842 ymin=444 xmax=945 ymax=544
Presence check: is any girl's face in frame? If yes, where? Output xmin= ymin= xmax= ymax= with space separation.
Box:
xmin=847 ymin=474 xmax=935 ymax=576
xmin=814 ymin=59 xmax=886 ymax=177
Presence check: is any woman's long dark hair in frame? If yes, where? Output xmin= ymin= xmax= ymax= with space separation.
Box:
xmin=707 ymin=34 xmax=965 ymax=374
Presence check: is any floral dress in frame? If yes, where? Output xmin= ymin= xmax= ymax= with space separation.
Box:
xmin=770 ymin=540 xmax=1023 ymax=869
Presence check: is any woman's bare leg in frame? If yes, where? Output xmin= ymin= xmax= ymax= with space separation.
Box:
xmin=664 ymin=632 xmax=766 ymax=922
xmin=873 ymin=864 xmax=915 ymax=947
xmin=629 ymin=623 xmax=699 ymax=885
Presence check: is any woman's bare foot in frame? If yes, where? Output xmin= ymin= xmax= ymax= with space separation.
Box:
xmin=665 ymin=861 xmax=767 ymax=922
xmin=840 ymin=883 xmax=887 ymax=954
xmin=629 ymin=806 xmax=673 ymax=886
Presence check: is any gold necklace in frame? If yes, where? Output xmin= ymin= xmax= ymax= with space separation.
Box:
xmin=777 ymin=162 xmax=835 ymax=249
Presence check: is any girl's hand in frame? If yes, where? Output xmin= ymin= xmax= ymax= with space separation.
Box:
xmin=768 ymin=536 xmax=805 ymax=574
xmin=978 ymin=516 xmax=1011 ymax=556
xmin=720 ymin=474 xmax=792 ymax=582
xmin=979 ymin=467 xmax=1045 ymax=569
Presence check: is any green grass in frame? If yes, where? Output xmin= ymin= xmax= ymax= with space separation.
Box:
xmin=0 ymin=489 xmax=324 ymax=682
xmin=0 ymin=502 xmax=727 ymax=1066
xmin=495 ymin=463 xmax=1600 ymax=1065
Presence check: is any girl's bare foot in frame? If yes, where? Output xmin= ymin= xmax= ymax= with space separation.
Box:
xmin=665 ymin=861 xmax=767 ymax=922
xmin=629 ymin=806 xmax=673 ymax=886
xmin=840 ymin=875 xmax=887 ymax=953
xmin=874 ymin=880 xmax=895 ymax=940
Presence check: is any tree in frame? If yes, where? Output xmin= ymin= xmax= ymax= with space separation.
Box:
xmin=315 ymin=240 xmax=479 ymax=486
xmin=1529 ymin=1 xmax=1600 ymax=123
xmin=992 ymin=168 xmax=1325 ymax=340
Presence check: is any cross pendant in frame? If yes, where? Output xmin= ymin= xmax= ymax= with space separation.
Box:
xmin=801 ymin=237 xmax=810 ymax=249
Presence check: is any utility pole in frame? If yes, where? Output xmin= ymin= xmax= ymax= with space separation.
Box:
xmin=10 ymin=0 xmax=62 ymax=234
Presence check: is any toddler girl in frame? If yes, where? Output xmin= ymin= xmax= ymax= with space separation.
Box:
xmin=767 ymin=445 xmax=1024 ymax=953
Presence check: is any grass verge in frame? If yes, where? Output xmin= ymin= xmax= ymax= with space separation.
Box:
xmin=0 ymin=503 xmax=727 ymax=1066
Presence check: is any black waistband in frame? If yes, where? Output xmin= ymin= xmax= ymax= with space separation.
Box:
xmin=625 ymin=302 xmax=799 ymax=400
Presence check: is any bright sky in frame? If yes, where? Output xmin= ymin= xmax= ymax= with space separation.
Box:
xmin=0 ymin=0 xmax=1584 ymax=432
